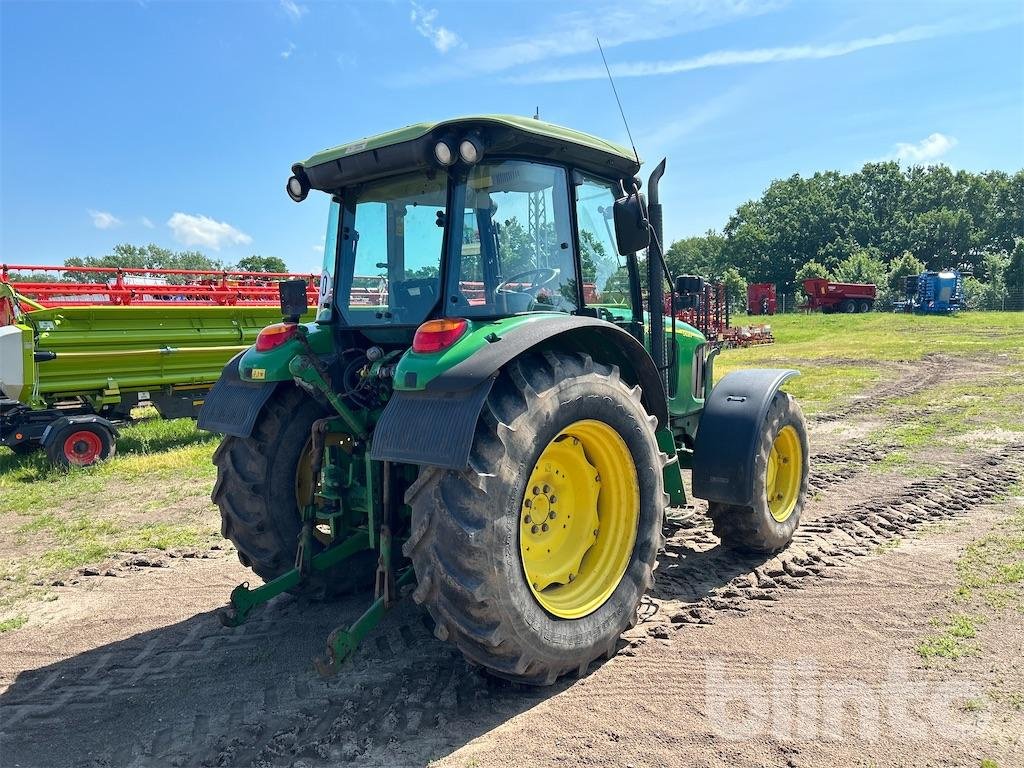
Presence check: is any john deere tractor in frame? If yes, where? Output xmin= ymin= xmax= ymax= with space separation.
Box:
xmin=199 ymin=115 xmax=809 ymax=684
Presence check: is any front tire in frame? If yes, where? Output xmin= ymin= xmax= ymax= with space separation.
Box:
xmin=405 ymin=351 xmax=666 ymax=685
xmin=709 ymin=391 xmax=808 ymax=554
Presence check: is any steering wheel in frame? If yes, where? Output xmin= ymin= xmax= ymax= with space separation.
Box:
xmin=496 ymin=267 xmax=560 ymax=296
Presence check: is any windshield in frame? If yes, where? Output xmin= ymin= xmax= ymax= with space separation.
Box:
xmin=446 ymin=159 xmax=579 ymax=317
xmin=336 ymin=171 xmax=447 ymax=326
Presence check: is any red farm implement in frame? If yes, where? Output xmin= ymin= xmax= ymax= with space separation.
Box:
xmin=747 ymin=283 xmax=777 ymax=315
xmin=670 ymin=276 xmax=774 ymax=348
xmin=801 ymin=278 xmax=876 ymax=314
xmin=1 ymin=264 xmax=319 ymax=308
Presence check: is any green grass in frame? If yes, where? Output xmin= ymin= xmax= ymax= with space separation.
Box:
xmin=722 ymin=312 xmax=1024 ymax=364
xmin=916 ymin=614 xmax=983 ymax=659
xmin=0 ymin=615 xmax=28 ymax=633
xmin=716 ymin=312 xmax=1024 ymax=415
xmin=0 ymin=415 xmax=221 ymax=605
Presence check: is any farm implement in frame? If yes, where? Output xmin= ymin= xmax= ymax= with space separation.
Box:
xmin=898 ymin=270 xmax=965 ymax=314
xmin=0 ymin=265 xmax=316 ymax=465
xmin=199 ymin=115 xmax=810 ymax=683
xmin=801 ymin=278 xmax=876 ymax=313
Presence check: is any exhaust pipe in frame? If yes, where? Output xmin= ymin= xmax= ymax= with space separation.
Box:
xmin=647 ymin=159 xmax=668 ymax=392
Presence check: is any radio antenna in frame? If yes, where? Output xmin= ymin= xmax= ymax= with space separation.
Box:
xmin=596 ymin=36 xmax=641 ymax=169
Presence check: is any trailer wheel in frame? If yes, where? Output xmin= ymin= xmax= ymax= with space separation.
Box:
xmin=708 ymin=391 xmax=808 ymax=554
xmin=47 ymin=422 xmax=115 ymax=468
xmin=212 ymin=387 xmax=376 ymax=594
xmin=841 ymin=300 xmax=856 ymax=313
xmin=406 ymin=351 xmax=666 ymax=685
xmin=859 ymin=301 xmax=872 ymax=313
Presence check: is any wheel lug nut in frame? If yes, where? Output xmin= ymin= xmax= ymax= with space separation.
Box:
xmin=524 ymin=515 xmax=532 ymax=524
xmin=549 ymin=511 xmax=556 ymax=520
xmin=524 ymin=499 xmax=532 ymax=508
xmin=531 ymin=525 xmax=539 ymax=534
xmin=533 ymin=486 xmax=540 ymax=495
xmin=542 ymin=523 xmax=549 ymax=532
xmin=543 ymin=484 xmax=550 ymax=493
xmin=549 ymin=494 xmax=557 ymax=503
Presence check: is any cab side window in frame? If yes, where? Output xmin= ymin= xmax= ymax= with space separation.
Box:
xmin=574 ymin=172 xmax=631 ymax=321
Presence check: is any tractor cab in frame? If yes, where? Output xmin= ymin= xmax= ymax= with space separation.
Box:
xmin=302 ymin=116 xmax=645 ymax=345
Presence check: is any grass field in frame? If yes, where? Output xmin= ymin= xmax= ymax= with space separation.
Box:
xmin=1 ymin=311 xmax=1022 ymax=613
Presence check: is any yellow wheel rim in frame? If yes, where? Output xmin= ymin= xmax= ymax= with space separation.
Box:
xmin=518 ymin=419 xmax=640 ymax=619
xmin=766 ymin=425 xmax=802 ymax=522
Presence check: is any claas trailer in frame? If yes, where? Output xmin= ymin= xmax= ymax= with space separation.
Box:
xmin=198 ymin=115 xmax=811 ymax=684
xmin=0 ymin=266 xmax=316 ymax=466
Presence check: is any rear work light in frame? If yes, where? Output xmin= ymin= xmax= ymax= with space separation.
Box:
xmin=413 ymin=318 xmax=468 ymax=354
xmin=255 ymin=322 xmax=299 ymax=352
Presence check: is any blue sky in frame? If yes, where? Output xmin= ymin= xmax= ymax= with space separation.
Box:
xmin=2 ymin=0 xmax=1022 ymax=274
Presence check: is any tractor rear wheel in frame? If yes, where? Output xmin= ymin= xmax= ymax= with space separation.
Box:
xmin=212 ymin=387 xmax=375 ymax=593
xmin=405 ymin=351 xmax=667 ymax=685
xmin=708 ymin=391 xmax=808 ymax=554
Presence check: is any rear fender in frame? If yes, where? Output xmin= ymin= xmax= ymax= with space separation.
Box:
xmin=691 ymin=368 xmax=798 ymax=506
xmin=197 ymin=352 xmax=279 ymax=437
xmin=371 ymin=316 xmax=668 ymax=469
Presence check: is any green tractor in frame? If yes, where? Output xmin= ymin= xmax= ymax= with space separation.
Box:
xmin=199 ymin=115 xmax=809 ymax=684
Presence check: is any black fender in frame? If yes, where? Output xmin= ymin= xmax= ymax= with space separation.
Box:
xmin=41 ymin=414 xmax=118 ymax=449
xmin=197 ymin=352 xmax=279 ymax=438
xmin=691 ymin=368 xmax=799 ymax=507
xmin=371 ymin=316 xmax=668 ymax=469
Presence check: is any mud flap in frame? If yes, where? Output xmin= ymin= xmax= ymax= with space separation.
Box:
xmin=691 ymin=368 xmax=798 ymax=506
xmin=197 ymin=353 xmax=279 ymax=438
xmin=369 ymin=376 xmax=495 ymax=469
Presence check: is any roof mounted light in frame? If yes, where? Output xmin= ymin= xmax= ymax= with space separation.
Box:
xmin=459 ymin=135 xmax=483 ymax=165
xmin=286 ymin=173 xmax=309 ymax=203
xmin=433 ymin=140 xmax=456 ymax=167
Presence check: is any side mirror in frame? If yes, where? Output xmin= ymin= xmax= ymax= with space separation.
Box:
xmin=612 ymin=191 xmax=650 ymax=256
xmin=279 ymin=279 xmax=309 ymax=322
xmin=675 ymin=275 xmax=705 ymax=295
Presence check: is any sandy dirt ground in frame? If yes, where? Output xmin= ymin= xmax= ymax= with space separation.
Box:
xmin=1 ymin=357 xmax=1022 ymax=768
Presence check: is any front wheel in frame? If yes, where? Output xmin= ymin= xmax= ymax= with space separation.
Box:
xmin=709 ymin=391 xmax=809 ymax=554
xmin=405 ymin=351 xmax=667 ymax=685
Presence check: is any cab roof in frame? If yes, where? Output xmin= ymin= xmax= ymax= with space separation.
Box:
xmin=295 ymin=115 xmax=641 ymax=193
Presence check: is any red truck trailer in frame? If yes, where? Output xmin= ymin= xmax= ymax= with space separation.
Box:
xmin=747 ymin=283 xmax=777 ymax=315
xmin=801 ymin=278 xmax=876 ymax=313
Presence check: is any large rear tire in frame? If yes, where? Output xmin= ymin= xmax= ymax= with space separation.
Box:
xmin=211 ymin=387 xmax=374 ymax=592
xmin=405 ymin=351 xmax=667 ymax=685
xmin=709 ymin=391 xmax=808 ymax=554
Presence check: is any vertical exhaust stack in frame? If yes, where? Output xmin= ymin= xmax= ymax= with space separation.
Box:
xmin=647 ymin=159 xmax=668 ymax=392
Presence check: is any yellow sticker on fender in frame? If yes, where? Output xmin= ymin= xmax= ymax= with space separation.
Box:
xmin=251 ymin=368 xmax=266 ymax=380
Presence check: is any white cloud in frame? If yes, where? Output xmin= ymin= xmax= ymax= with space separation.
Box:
xmin=281 ymin=41 xmax=296 ymax=60
xmin=89 ymin=210 xmax=121 ymax=229
xmin=893 ymin=133 xmax=958 ymax=163
xmin=397 ymin=0 xmax=779 ymax=84
xmin=409 ymin=1 xmax=461 ymax=54
xmin=167 ymin=213 xmax=252 ymax=250
xmin=506 ymin=18 xmax=1007 ymax=84
xmin=140 ymin=216 xmax=155 ymax=229
xmin=280 ymin=0 xmax=307 ymax=22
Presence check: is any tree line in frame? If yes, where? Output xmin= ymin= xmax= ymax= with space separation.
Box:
xmin=665 ymin=163 xmax=1024 ymax=310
